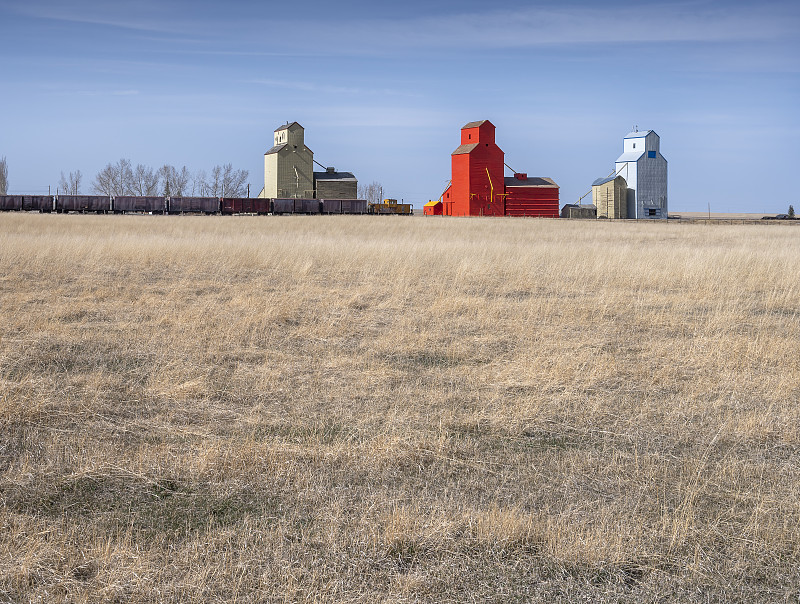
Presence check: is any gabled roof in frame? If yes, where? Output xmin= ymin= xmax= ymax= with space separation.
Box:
xmin=624 ymin=130 xmax=653 ymax=139
xmin=265 ymin=143 xmax=287 ymax=155
xmin=266 ymin=144 xmax=312 ymax=155
xmin=452 ymin=143 xmax=479 ymax=155
xmin=462 ymin=120 xmax=491 ymax=129
xmin=616 ymin=151 xmax=644 ymax=163
xmin=504 ymin=176 xmax=558 ymax=188
xmin=592 ymin=175 xmax=626 ymax=187
xmin=424 ymin=200 xmax=442 ymax=207
xmin=313 ymin=171 xmax=356 ymax=181
xmin=275 ymin=121 xmax=303 ymax=132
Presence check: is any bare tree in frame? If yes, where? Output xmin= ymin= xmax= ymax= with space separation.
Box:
xmin=358 ymin=181 xmax=384 ymax=204
xmin=220 ymin=164 xmax=248 ymax=197
xmin=0 ymin=156 xmax=8 ymax=195
xmin=131 ymin=164 xmax=160 ymax=196
xmin=93 ymin=159 xmax=133 ymax=196
xmin=196 ymin=164 xmax=249 ymax=197
xmin=158 ymin=165 xmax=190 ymax=196
xmin=205 ymin=165 xmax=223 ymax=197
xmin=59 ymin=170 xmax=82 ymax=195
xmin=192 ymin=170 xmax=206 ymax=196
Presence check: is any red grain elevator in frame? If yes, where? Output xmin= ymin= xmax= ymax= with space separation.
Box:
xmin=444 ymin=120 xmax=505 ymax=217
xmin=442 ymin=120 xmax=559 ymax=218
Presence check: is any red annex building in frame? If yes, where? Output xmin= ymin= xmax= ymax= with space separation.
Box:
xmin=441 ymin=120 xmax=559 ymax=218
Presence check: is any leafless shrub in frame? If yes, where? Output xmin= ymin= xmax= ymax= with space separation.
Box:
xmin=158 ymin=164 xmax=190 ymax=197
xmin=59 ymin=170 xmax=82 ymax=195
xmin=92 ymin=159 xmax=133 ymax=196
xmin=358 ymin=180 xmax=384 ymax=203
xmin=131 ymin=164 xmax=160 ymax=196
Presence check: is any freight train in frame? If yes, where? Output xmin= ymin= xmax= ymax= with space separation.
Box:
xmin=0 ymin=195 xmax=416 ymax=216
xmin=0 ymin=195 xmax=380 ymax=215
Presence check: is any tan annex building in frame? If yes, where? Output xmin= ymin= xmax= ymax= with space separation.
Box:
xmin=263 ymin=122 xmax=314 ymax=198
xmin=593 ymin=175 xmax=628 ymax=219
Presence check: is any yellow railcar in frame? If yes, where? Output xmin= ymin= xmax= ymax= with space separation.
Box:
xmin=368 ymin=199 xmax=413 ymax=215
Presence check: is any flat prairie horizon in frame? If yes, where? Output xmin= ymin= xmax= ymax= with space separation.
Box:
xmin=1 ymin=213 xmax=799 ymax=602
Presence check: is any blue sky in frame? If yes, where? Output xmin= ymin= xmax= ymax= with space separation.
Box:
xmin=1 ymin=0 xmax=798 ymax=212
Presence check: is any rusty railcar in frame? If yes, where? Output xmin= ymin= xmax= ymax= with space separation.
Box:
xmin=253 ymin=198 xmax=271 ymax=214
xmin=294 ymin=199 xmax=320 ymax=214
xmin=22 ymin=196 xmax=54 ymax=212
xmin=113 ymin=196 xmax=166 ymax=214
xmin=220 ymin=198 xmax=271 ymax=215
xmin=221 ymin=197 xmax=248 ymax=214
xmin=272 ymin=199 xmax=294 ymax=215
xmin=168 ymin=197 xmax=220 ymax=214
xmin=341 ymin=199 xmax=367 ymax=214
xmin=56 ymin=195 xmax=111 ymax=213
xmin=0 ymin=195 xmax=24 ymax=211
xmin=320 ymin=199 xmax=342 ymax=214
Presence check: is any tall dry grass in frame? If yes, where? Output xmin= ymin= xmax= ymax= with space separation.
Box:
xmin=1 ymin=213 xmax=799 ymax=602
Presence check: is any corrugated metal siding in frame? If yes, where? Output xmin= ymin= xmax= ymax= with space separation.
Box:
xmin=504 ymin=187 xmax=559 ymax=217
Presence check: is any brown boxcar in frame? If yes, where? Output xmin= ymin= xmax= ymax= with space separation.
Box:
xmin=252 ymin=198 xmax=270 ymax=214
xmin=221 ymin=198 xmax=265 ymax=214
xmin=272 ymin=198 xmax=294 ymax=214
xmin=168 ymin=197 xmax=219 ymax=214
xmin=294 ymin=199 xmax=320 ymax=214
xmin=113 ymin=196 xmax=165 ymax=213
xmin=341 ymin=199 xmax=367 ymax=214
xmin=20 ymin=196 xmax=54 ymax=212
xmin=0 ymin=195 xmax=23 ymax=211
xmin=220 ymin=197 xmax=242 ymax=214
xmin=321 ymin=199 xmax=342 ymax=214
xmin=57 ymin=195 xmax=111 ymax=213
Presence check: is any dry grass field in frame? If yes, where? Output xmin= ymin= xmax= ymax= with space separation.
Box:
xmin=1 ymin=213 xmax=799 ymax=603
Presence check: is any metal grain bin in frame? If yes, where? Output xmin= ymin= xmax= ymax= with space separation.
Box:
xmin=321 ymin=199 xmax=342 ymax=214
xmin=272 ymin=198 xmax=294 ymax=214
xmin=168 ymin=197 xmax=220 ymax=214
xmin=0 ymin=195 xmax=23 ymax=211
xmin=21 ymin=196 xmax=54 ymax=212
xmin=114 ymin=196 xmax=165 ymax=213
xmin=57 ymin=195 xmax=111 ymax=213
